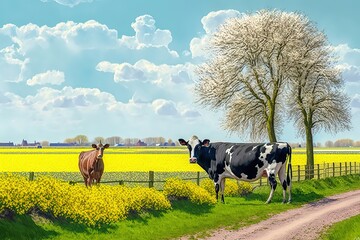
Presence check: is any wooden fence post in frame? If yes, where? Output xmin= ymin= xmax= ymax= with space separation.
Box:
xmin=333 ymin=163 xmax=335 ymax=177
xmin=259 ymin=177 xmax=262 ymax=186
xmin=350 ymin=162 xmax=352 ymax=175
xmin=355 ymin=162 xmax=357 ymax=174
xmin=29 ymin=172 xmax=34 ymax=181
xmin=149 ymin=171 xmax=154 ymax=188
xmin=340 ymin=163 xmax=342 ymax=176
xmin=297 ymin=165 xmax=300 ymax=182
xmin=196 ymin=172 xmax=200 ymax=186
xmin=327 ymin=163 xmax=329 ymax=178
xmin=345 ymin=162 xmax=348 ymax=175
xmin=317 ymin=164 xmax=320 ymax=179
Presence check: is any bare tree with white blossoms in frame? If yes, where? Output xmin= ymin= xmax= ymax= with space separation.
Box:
xmin=196 ymin=10 xmax=351 ymax=176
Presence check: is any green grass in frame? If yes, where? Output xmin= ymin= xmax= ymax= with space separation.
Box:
xmin=1 ymin=175 xmax=360 ymax=240
xmin=320 ymin=214 xmax=360 ymax=240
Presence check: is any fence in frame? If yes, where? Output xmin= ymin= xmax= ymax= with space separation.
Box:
xmin=23 ymin=161 xmax=360 ymax=189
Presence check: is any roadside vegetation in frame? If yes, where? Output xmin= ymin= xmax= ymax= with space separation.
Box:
xmin=320 ymin=214 xmax=360 ymax=240
xmin=1 ymin=174 xmax=359 ymax=240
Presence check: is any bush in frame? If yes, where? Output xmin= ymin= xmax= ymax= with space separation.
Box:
xmin=163 ymin=178 xmax=216 ymax=205
xmin=0 ymin=174 xmax=36 ymax=215
xmin=0 ymin=175 xmax=171 ymax=227
xmin=200 ymin=178 xmax=253 ymax=196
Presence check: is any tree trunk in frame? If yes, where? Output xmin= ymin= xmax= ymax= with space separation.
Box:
xmin=305 ymin=125 xmax=315 ymax=179
xmin=267 ymin=102 xmax=277 ymax=142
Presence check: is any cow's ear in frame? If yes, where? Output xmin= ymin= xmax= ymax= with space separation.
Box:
xmin=92 ymin=144 xmax=97 ymax=148
xmin=104 ymin=144 xmax=110 ymax=148
xmin=178 ymin=139 xmax=188 ymax=146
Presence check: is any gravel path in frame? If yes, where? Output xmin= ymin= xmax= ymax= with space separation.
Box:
xmin=179 ymin=189 xmax=360 ymax=240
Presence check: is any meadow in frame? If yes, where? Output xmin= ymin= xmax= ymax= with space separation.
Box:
xmin=1 ymin=146 xmax=360 ymax=172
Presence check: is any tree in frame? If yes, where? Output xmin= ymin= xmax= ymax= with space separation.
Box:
xmin=94 ymin=137 xmax=105 ymax=144
xmin=106 ymin=136 xmax=123 ymax=146
xmin=196 ymin=10 xmax=307 ymax=142
xmin=334 ymin=139 xmax=353 ymax=147
xmin=41 ymin=141 xmax=49 ymax=146
xmin=325 ymin=141 xmax=334 ymax=148
xmin=286 ymin=16 xmax=351 ymax=178
xmin=74 ymin=135 xmax=89 ymax=145
xmin=64 ymin=138 xmax=75 ymax=143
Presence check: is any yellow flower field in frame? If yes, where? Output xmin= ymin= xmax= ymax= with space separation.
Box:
xmin=0 ymin=147 xmax=359 ymax=172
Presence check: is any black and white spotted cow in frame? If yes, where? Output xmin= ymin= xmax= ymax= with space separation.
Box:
xmin=178 ymin=136 xmax=292 ymax=204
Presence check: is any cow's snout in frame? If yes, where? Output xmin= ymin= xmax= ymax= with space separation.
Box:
xmin=97 ymin=154 xmax=103 ymax=159
xmin=190 ymin=157 xmax=197 ymax=163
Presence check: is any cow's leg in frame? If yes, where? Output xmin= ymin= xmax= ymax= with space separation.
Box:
xmin=219 ymin=177 xmax=226 ymax=204
xmin=266 ymin=173 xmax=277 ymax=204
xmin=215 ymin=182 xmax=220 ymax=201
xmin=214 ymin=173 xmax=220 ymax=201
xmin=87 ymin=177 xmax=92 ymax=187
xmin=278 ymin=165 xmax=287 ymax=203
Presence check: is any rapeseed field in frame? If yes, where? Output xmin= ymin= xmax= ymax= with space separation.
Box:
xmin=0 ymin=147 xmax=359 ymax=172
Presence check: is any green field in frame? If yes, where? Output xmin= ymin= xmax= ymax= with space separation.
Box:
xmin=0 ymin=175 xmax=359 ymax=240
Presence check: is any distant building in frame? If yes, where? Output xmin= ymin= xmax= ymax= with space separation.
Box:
xmin=136 ymin=140 xmax=147 ymax=146
xmin=49 ymin=142 xmax=77 ymax=147
xmin=21 ymin=139 xmax=41 ymax=147
xmin=0 ymin=142 xmax=14 ymax=147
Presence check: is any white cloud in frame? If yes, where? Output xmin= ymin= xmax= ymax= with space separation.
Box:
xmin=152 ymin=99 xmax=179 ymax=116
xmin=40 ymin=0 xmax=94 ymax=8
xmin=96 ymin=62 xmax=145 ymax=82
xmin=352 ymin=94 xmax=360 ymax=109
xmin=0 ymin=18 xmax=179 ymax=84
xmin=181 ymin=109 xmax=201 ymax=118
xmin=27 ymin=70 xmax=65 ymax=86
xmin=3 ymin=86 xmax=117 ymax=111
xmin=120 ymin=15 xmax=179 ymax=57
xmin=96 ymin=59 xmax=195 ymax=85
xmin=190 ymin=10 xmax=241 ymax=59
xmin=330 ymin=44 xmax=360 ymax=63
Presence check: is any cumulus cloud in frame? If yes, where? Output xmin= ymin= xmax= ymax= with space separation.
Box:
xmin=0 ymin=44 xmax=29 ymax=82
xmin=352 ymin=94 xmax=360 ymax=109
xmin=340 ymin=64 xmax=360 ymax=83
xmin=330 ymin=44 xmax=360 ymax=64
xmin=0 ymin=17 xmax=179 ymax=85
xmin=40 ymin=0 xmax=94 ymax=8
xmin=3 ymin=86 xmax=117 ymax=111
xmin=171 ymin=70 xmax=192 ymax=84
xmin=181 ymin=109 xmax=201 ymax=118
xmin=120 ymin=15 xmax=178 ymax=57
xmin=190 ymin=10 xmax=241 ymax=59
xmin=27 ymin=70 xmax=65 ymax=86
xmin=96 ymin=61 xmax=145 ymax=82
xmin=152 ymin=99 xmax=179 ymax=116
xmin=96 ymin=59 xmax=195 ymax=85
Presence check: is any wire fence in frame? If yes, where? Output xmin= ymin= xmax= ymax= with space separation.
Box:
xmin=19 ymin=161 xmax=360 ymax=190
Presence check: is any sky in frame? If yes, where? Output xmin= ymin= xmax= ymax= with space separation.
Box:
xmin=0 ymin=0 xmax=359 ymax=144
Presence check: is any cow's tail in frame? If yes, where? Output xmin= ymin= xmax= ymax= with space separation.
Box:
xmin=286 ymin=144 xmax=292 ymax=186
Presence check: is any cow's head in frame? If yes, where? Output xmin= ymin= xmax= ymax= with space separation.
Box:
xmin=92 ymin=142 xmax=110 ymax=160
xmin=178 ymin=136 xmax=209 ymax=163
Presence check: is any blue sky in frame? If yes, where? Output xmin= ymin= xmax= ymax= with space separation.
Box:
xmin=0 ymin=0 xmax=359 ymax=144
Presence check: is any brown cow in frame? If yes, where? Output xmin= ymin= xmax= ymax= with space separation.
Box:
xmin=78 ymin=142 xmax=109 ymax=187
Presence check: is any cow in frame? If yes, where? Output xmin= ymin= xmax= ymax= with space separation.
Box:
xmin=78 ymin=142 xmax=109 ymax=187
xmin=178 ymin=136 xmax=292 ymax=204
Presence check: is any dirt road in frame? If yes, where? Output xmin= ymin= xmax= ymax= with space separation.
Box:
xmin=182 ymin=190 xmax=360 ymax=240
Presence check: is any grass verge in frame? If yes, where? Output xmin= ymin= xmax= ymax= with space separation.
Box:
xmin=320 ymin=214 xmax=360 ymax=240
xmin=1 ymin=174 xmax=360 ymax=240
